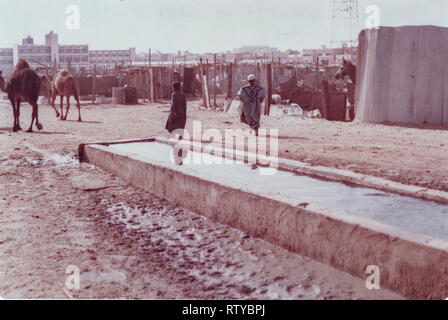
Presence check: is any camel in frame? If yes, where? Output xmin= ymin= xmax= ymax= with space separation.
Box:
xmin=0 ymin=59 xmax=44 ymax=132
xmin=51 ymin=69 xmax=82 ymax=121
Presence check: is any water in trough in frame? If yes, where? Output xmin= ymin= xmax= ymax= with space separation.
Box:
xmin=107 ymin=142 xmax=448 ymax=241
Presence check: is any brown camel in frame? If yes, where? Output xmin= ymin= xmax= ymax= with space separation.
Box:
xmin=0 ymin=59 xmax=43 ymax=132
xmin=51 ymin=69 xmax=82 ymax=121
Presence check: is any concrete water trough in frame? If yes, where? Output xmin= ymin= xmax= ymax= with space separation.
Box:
xmin=78 ymin=137 xmax=448 ymax=299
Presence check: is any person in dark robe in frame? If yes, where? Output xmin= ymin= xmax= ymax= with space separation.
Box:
xmin=165 ymin=81 xmax=187 ymax=140
xmin=237 ymin=74 xmax=265 ymax=136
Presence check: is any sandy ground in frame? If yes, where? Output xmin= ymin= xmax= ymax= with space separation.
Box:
xmin=3 ymin=97 xmax=443 ymax=299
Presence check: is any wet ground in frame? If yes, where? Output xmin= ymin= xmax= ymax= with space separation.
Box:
xmin=0 ymin=100 xmax=419 ymax=299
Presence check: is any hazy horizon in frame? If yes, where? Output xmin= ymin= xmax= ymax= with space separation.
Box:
xmin=1 ymin=0 xmax=448 ymax=53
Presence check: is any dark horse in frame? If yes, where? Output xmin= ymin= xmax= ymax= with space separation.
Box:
xmin=335 ymin=57 xmax=356 ymax=84
xmin=0 ymin=59 xmax=43 ymax=132
xmin=335 ymin=58 xmax=356 ymax=121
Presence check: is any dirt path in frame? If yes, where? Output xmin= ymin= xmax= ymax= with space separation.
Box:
xmin=0 ymin=99 xmax=432 ymax=299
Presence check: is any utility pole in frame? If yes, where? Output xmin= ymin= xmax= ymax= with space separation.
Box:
xmin=331 ymin=0 xmax=359 ymax=62
xmin=213 ymin=53 xmax=217 ymax=107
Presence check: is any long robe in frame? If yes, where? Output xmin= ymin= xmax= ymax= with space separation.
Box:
xmin=237 ymin=84 xmax=265 ymax=130
xmin=165 ymin=91 xmax=187 ymax=134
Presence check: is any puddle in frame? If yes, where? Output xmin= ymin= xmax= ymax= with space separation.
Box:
xmin=82 ymin=270 xmax=127 ymax=284
xmin=107 ymin=142 xmax=448 ymax=240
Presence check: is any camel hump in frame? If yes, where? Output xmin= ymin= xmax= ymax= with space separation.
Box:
xmin=53 ymin=69 xmax=77 ymax=94
xmin=55 ymin=69 xmax=74 ymax=82
xmin=15 ymin=59 xmax=30 ymax=71
xmin=59 ymin=69 xmax=70 ymax=77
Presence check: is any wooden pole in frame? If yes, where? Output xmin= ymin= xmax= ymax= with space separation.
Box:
xmin=199 ymin=58 xmax=206 ymax=108
xmin=266 ymin=63 xmax=272 ymax=116
xmin=234 ymin=58 xmax=238 ymax=88
xmin=226 ymin=63 xmax=233 ymax=99
xmin=203 ymin=73 xmax=211 ymax=109
xmin=221 ymin=54 xmax=225 ymax=85
xmin=224 ymin=63 xmax=233 ymax=112
xmin=213 ymin=53 xmax=217 ymax=107
xmin=149 ymin=67 xmax=155 ymax=102
xmin=148 ymin=48 xmax=155 ymax=102
xmin=312 ymin=56 xmax=319 ymax=109
xmin=206 ymin=59 xmax=211 ymax=108
xmin=46 ymin=69 xmax=51 ymax=104
xmin=140 ymin=69 xmax=145 ymax=103
xmin=92 ymin=64 xmax=96 ymax=104
xmin=159 ymin=68 xmax=163 ymax=100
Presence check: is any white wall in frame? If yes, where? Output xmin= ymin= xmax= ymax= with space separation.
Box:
xmin=356 ymin=26 xmax=448 ymax=126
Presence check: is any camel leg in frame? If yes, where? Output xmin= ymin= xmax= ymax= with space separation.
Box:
xmin=64 ymin=95 xmax=71 ymax=121
xmin=16 ymin=99 xmax=22 ymax=130
xmin=27 ymin=104 xmax=36 ymax=132
xmin=51 ymin=90 xmax=60 ymax=118
xmin=8 ymin=96 xmax=18 ymax=132
xmin=75 ymin=97 xmax=82 ymax=122
xmin=34 ymin=102 xmax=43 ymax=131
xmin=77 ymin=103 xmax=82 ymax=122
xmin=60 ymin=95 xmax=64 ymax=120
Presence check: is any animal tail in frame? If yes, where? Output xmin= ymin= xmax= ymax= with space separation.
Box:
xmin=73 ymin=78 xmax=81 ymax=106
xmin=40 ymin=75 xmax=52 ymax=96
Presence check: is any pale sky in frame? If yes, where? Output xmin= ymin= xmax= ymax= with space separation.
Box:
xmin=0 ymin=0 xmax=447 ymax=53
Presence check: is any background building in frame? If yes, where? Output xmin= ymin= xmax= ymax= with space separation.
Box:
xmin=59 ymin=45 xmax=89 ymax=72
xmin=0 ymin=48 xmax=14 ymax=75
xmin=89 ymin=48 xmax=136 ymax=68
xmin=12 ymin=41 xmax=52 ymax=70
xmin=10 ymin=31 xmax=89 ymax=72
xmin=302 ymin=44 xmax=357 ymax=65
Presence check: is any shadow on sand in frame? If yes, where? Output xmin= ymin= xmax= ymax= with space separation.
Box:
xmin=278 ymin=136 xmax=311 ymax=141
xmin=63 ymin=120 xmax=104 ymax=124
xmin=379 ymin=121 xmax=448 ymax=132
xmin=32 ymin=131 xmax=71 ymax=135
xmin=0 ymin=127 xmax=69 ymax=135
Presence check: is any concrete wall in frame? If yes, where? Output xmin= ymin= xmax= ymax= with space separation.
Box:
xmin=80 ymin=141 xmax=448 ymax=299
xmin=76 ymin=77 xmax=119 ymax=97
xmin=356 ymin=26 xmax=448 ymax=125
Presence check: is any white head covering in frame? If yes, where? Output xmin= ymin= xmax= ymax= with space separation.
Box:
xmin=247 ymin=74 xmax=256 ymax=82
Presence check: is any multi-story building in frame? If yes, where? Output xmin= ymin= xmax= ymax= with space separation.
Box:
xmin=302 ymin=44 xmax=357 ymax=65
xmin=9 ymin=31 xmax=89 ymax=72
xmin=59 ymin=45 xmax=89 ymax=71
xmin=89 ymin=48 xmax=136 ymax=67
xmin=22 ymin=35 xmax=34 ymax=45
xmin=302 ymin=45 xmax=333 ymax=65
xmin=12 ymin=42 xmax=52 ymax=69
xmin=0 ymin=48 xmax=14 ymax=75
xmin=1 ymin=31 xmax=136 ymax=75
